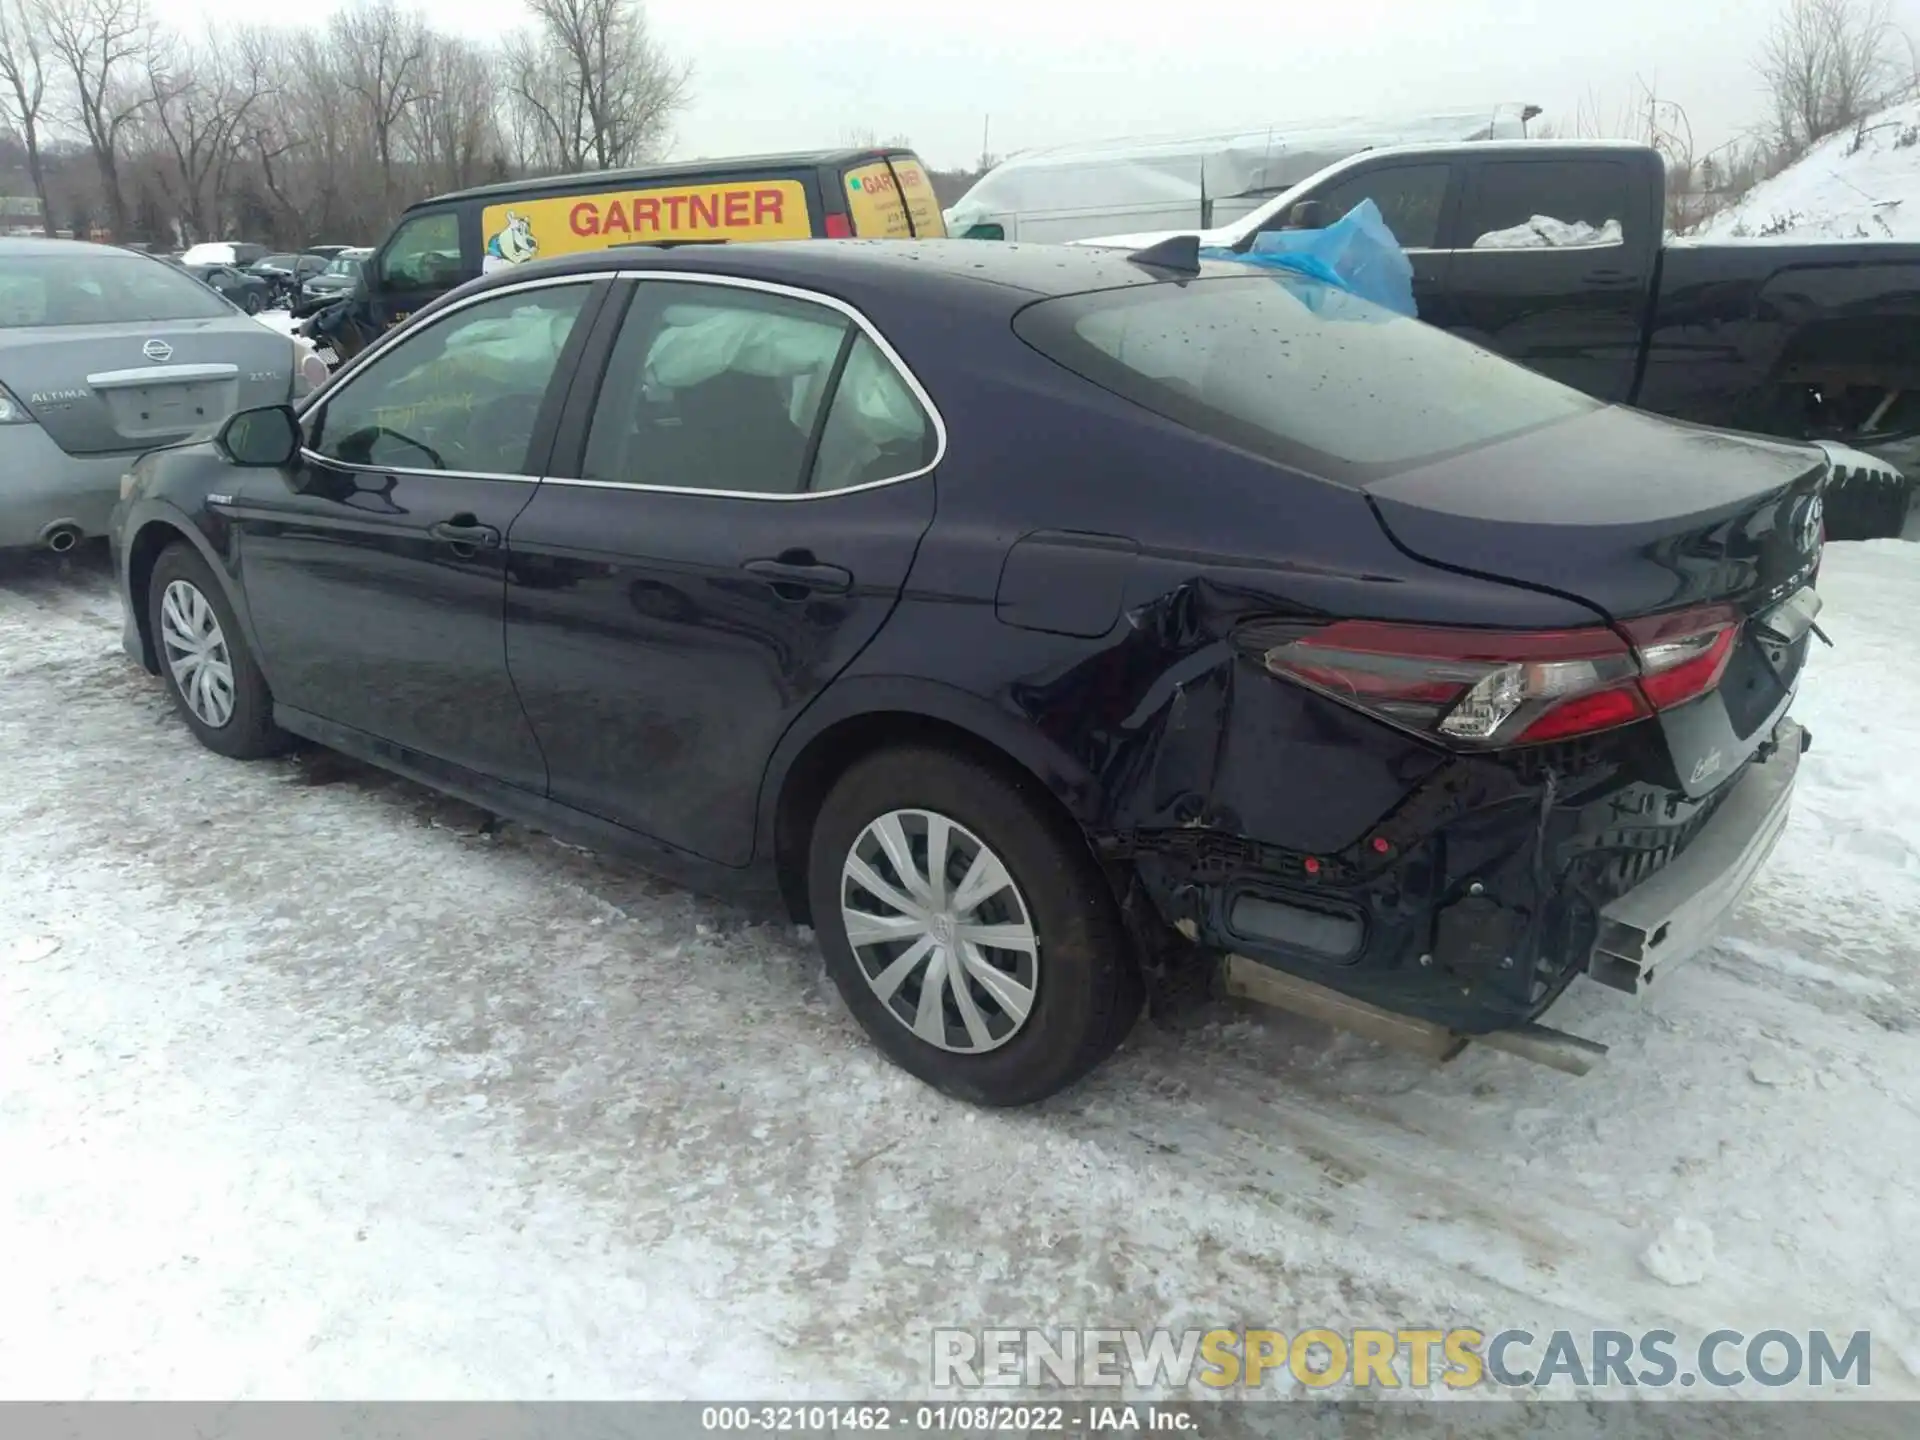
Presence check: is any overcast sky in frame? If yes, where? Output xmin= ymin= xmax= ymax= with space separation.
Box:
xmin=152 ymin=0 xmax=1920 ymax=171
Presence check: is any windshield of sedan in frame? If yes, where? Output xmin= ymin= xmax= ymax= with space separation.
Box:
xmin=1012 ymin=274 xmax=1598 ymax=480
xmin=0 ymin=250 xmax=233 ymax=328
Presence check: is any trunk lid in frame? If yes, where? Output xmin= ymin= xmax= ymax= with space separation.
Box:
xmin=1365 ymin=404 xmax=1826 ymax=796
xmin=0 ymin=318 xmax=294 ymax=456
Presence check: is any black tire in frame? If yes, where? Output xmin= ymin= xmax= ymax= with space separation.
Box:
xmin=807 ymin=746 xmax=1143 ymax=1106
xmin=243 ymin=291 xmax=263 ymax=315
xmin=148 ymin=543 xmax=289 ymax=760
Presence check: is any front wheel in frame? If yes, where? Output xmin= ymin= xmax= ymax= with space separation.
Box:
xmin=243 ymin=291 xmax=264 ymax=315
xmin=807 ymin=746 xmax=1142 ymax=1106
xmin=148 ymin=543 xmax=289 ymax=759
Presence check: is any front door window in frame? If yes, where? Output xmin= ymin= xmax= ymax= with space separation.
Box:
xmin=310 ymin=284 xmax=590 ymax=476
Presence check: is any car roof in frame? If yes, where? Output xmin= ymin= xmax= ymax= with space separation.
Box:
xmin=455 ymin=238 xmax=1248 ymax=310
xmin=0 ymin=236 xmax=133 ymax=257
xmin=414 ymin=148 xmax=920 ymax=211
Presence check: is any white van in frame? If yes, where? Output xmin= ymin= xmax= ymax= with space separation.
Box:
xmin=944 ymin=105 xmax=1538 ymax=245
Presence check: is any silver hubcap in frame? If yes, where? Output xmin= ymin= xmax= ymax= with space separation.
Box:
xmin=840 ymin=808 xmax=1039 ymax=1055
xmin=159 ymin=579 xmax=236 ymax=729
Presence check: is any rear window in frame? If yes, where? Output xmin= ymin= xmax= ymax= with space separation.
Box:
xmin=1012 ymin=274 xmax=1597 ymax=479
xmin=890 ymin=156 xmax=947 ymax=238
xmin=1462 ymin=160 xmax=1632 ymax=250
xmin=0 ymin=250 xmax=231 ymax=328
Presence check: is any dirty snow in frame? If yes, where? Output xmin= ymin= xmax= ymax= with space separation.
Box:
xmin=1473 ymin=216 xmax=1625 ymax=249
xmin=1692 ymin=98 xmax=1920 ymax=243
xmin=3 ymin=542 xmax=1920 ymax=1405
xmin=252 ymin=308 xmax=298 ymax=339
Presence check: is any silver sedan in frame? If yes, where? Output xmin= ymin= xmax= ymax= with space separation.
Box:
xmin=0 ymin=237 xmax=325 ymax=552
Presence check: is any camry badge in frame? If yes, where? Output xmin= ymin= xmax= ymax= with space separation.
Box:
xmin=142 ymin=338 xmax=173 ymax=362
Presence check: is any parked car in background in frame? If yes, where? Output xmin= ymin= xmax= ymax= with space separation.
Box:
xmin=299 ymin=248 xmax=371 ymax=308
xmin=249 ymin=253 xmax=329 ymax=306
xmin=0 ymin=236 xmax=311 ymax=552
xmin=186 ymin=262 xmax=274 ymax=314
xmin=112 ymin=239 xmax=1821 ymax=1105
xmin=944 ymin=105 xmax=1532 ymax=242
xmin=1077 ymin=139 xmax=1920 ymax=537
xmin=295 ymin=146 xmax=945 ymax=369
xmin=303 ymin=244 xmax=356 ymax=259
xmin=180 ymin=240 xmax=269 ymax=268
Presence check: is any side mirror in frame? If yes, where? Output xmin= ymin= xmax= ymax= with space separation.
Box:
xmin=216 ymin=405 xmax=301 ymax=467
xmin=1284 ymin=199 xmax=1327 ymax=231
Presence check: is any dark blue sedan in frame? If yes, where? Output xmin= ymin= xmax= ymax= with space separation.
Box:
xmin=109 ymin=239 xmax=1826 ymax=1104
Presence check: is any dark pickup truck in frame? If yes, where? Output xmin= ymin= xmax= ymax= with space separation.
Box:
xmin=1083 ymin=139 xmax=1920 ymax=538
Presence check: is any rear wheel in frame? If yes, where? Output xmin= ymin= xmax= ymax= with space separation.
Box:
xmin=807 ymin=746 xmax=1142 ymax=1106
xmin=243 ymin=290 xmax=263 ymax=315
xmin=148 ymin=543 xmax=288 ymax=759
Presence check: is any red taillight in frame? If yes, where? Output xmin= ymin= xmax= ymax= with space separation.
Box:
xmin=825 ymin=213 xmax=853 ymax=238
xmin=1257 ymin=605 xmax=1742 ymax=749
xmin=1623 ymin=604 xmax=1740 ymax=711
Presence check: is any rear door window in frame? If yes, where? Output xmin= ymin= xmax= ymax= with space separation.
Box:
xmin=1460 ymin=160 xmax=1632 ymax=249
xmin=582 ymin=281 xmax=851 ymax=495
xmin=580 ymin=280 xmax=935 ymax=494
xmin=810 ymin=335 xmax=936 ymax=491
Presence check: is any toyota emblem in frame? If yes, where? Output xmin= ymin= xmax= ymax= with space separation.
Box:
xmin=142 ymin=338 xmax=173 ymax=362
xmin=1797 ymin=494 xmax=1824 ymax=554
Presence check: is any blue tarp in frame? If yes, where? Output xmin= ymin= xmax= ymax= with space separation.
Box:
xmin=1200 ymin=199 xmax=1418 ymax=317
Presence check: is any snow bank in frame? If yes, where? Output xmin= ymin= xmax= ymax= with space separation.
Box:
xmin=252 ymin=308 xmax=298 ymax=339
xmin=1691 ymin=98 xmax=1920 ymax=243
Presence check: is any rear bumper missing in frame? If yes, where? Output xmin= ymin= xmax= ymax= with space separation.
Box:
xmin=1587 ymin=719 xmax=1805 ymax=993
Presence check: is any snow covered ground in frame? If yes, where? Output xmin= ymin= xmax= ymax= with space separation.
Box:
xmin=253 ymin=307 xmax=298 ymax=338
xmin=4 ymin=541 xmax=1920 ymax=1406
xmin=1692 ymin=99 xmax=1920 ymax=243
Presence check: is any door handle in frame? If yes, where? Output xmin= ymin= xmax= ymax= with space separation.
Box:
xmin=430 ymin=518 xmax=502 ymax=549
xmin=743 ymin=555 xmax=854 ymax=596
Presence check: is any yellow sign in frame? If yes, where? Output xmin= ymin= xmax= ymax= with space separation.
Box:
xmin=481 ymin=180 xmax=813 ymax=272
xmin=890 ymin=156 xmax=948 ymax=238
xmin=843 ymin=162 xmax=913 ymax=239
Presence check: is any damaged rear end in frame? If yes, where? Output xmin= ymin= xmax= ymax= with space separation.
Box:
xmin=1013 ymin=274 xmax=1825 ymax=1062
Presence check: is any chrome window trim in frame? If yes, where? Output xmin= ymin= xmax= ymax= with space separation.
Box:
xmin=546 ymin=270 xmax=947 ymax=503
xmin=299 ymin=272 xmax=613 ymax=481
xmin=297 ymin=270 xmax=617 ymax=414
xmin=297 ymin=268 xmax=948 ymax=501
xmin=295 ymin=451 xmax=536 ymax=484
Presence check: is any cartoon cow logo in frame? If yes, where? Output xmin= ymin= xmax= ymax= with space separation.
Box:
xmin=483 ymin=211 xmax=538 ymax=272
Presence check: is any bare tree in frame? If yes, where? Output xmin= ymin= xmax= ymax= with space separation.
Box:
xmin=509 ymin=0 xmax=686 ymax=172
xmin=42 ymin=0 xmax=153 ymax=237
xmin=0 ymin=0 xmax=54 ymax=232
xmin=144 ymin=29 xmax=268 ymax=240
xmin=407 ymin=33 xmax=497 ymax=193
xmin=1759 ymin=0 xmax=1909 ymax=152
xmin=15 ymin=0 xmax=690 ymax=246
xmin=331 ymin=0 xmax=428 ymax=207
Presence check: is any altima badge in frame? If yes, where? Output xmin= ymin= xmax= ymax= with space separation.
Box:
xmin=142 ymin=338 xmax=174 ymax=362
